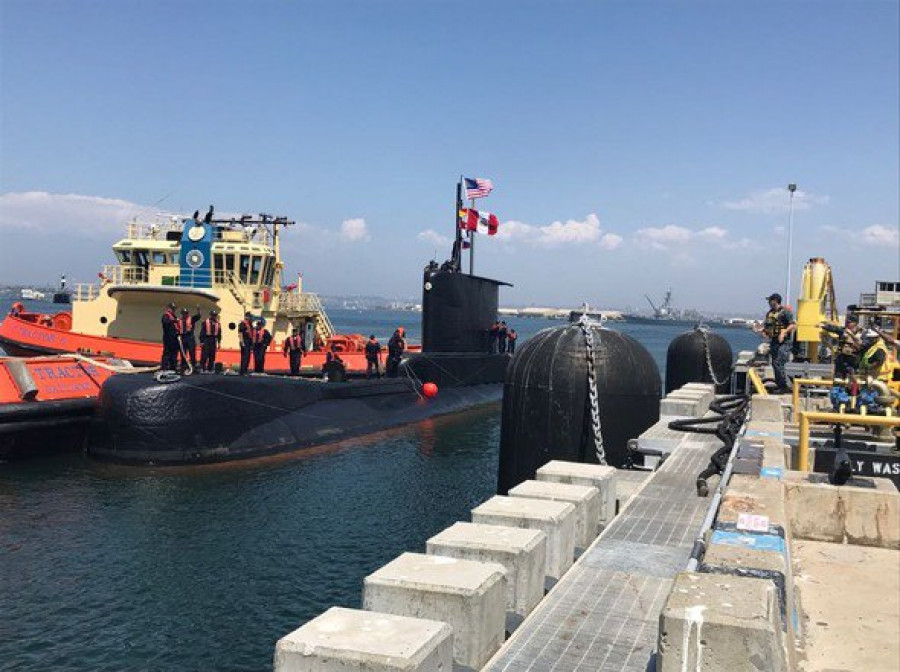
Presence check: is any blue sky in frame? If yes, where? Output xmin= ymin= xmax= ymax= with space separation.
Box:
xmin=1 ymin=0 xmax=897 ymax=313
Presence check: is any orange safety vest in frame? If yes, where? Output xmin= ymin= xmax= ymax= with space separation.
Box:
xmin=253 ymin=328 xmax=268 ymax=345
xmin=178 ymin=316 xmax=193 ymax=334
xmin=204 ymin=319 xmax=220 ymax=337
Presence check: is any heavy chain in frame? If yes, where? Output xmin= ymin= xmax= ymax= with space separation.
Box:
xmin=578 ymin=317 xmax=607 ymax=465
xmin=699 ymin=326 xmax=729 ymax=387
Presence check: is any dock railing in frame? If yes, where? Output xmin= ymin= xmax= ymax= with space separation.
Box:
xmin=797 ymin=410 xmax=900 ymax=471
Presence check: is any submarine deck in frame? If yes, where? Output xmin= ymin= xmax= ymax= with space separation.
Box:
xmin=484 ymin=431 xmax=719 ymax=672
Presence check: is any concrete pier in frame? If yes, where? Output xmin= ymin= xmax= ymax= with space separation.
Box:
xmin=471 ymin=495 xmax=577 ymax=580
xmin=362 ymin=552 xmax=507 ymax=670
xmin=426 ymin=522 xmax=546 ymax=626
xmin=507 ymin=480 xmax=600 ymax=550
xmin=534 ymin=460 xmax=618 ymax=528
xmin=274 ymin=607 xmax=453 ymax=672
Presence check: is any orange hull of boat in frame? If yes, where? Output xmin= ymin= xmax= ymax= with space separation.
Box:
xmin=0 ymin=355 xmax=116 ymax=403
xmin=0 ymin=312 xmax=408 ymax=375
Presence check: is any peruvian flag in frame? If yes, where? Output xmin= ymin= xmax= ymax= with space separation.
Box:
xmin=458 ymin=208 xmax=499 ymax=236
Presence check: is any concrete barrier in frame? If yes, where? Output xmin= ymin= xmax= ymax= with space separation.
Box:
xmin=783 ymin=471 xmax=900 ymax=549
xmin=471 ymin=495 xmax=576 ymax=580
xmin=426 ymin=522 xmax=546 ymax=624
xmin=362 ymin=552 xmax=507 ymax=670
xmin=274 ymin=606 xmax=453 ymax=672
xmin=658 ymin=572 xmax=787 ymax=672
xmin=534 ymin=460 xmax=617 ymax=528
xmin=507 ymin=480 xmax=600 ymax=550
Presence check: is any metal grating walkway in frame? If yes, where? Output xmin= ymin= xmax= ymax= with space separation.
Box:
xmin=484 ymin=433 xmax=720 ymax=672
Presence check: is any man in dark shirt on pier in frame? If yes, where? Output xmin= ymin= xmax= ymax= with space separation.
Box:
xmin=199 ymin=310 xmax=222 ymax=372
xmin=754 ymin=293 xmax=796 ymax=394
xmin=365 ymin=334 xmax=381 ymax=378
xmin=282 ymin=327 xmax=305 ymax=376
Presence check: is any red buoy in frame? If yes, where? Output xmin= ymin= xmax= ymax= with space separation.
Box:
xmin=423 ymin=382 xmax=438 ymax=398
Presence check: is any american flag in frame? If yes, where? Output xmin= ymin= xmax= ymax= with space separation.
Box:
xmin=464 ymin=177 xmax=493 ymax=200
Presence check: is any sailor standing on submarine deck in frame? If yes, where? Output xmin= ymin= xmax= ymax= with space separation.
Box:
xmin=177 ymin=307 xmax=201 ymax=373
xmin=238 ymin=311 xmax=254 ymax=375
xmin=282 ymin=327 xmax=305 ymax=376
xmin=161 ymin=302 xmax=180 ymax=371
xmin=199 ymin=310 xmax=222 ymax=372
xmin=386 ymin=327 xmax=405 ymax=378
xmin=252 ymin=319 xmax=272 ymax=373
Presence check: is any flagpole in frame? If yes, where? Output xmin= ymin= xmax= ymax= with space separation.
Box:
xmin=469 ymin=197 xmax=475 ymax=275
xmin=454 ymin=178 xmax=463 ymax=271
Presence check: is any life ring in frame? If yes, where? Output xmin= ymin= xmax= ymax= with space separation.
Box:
xmin=53 ymin=313 xmax=73 ymax=331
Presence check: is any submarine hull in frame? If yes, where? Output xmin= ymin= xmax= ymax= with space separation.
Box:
xmin=88 ymin=353 xmax=507 ymax=465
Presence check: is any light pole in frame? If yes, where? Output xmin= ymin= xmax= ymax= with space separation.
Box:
xmin=786 ymin=183 xmax=797 ymax=305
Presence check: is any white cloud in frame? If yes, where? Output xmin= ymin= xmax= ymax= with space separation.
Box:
xmin=634 ymin=224 xmax=756 ymax=252
xmin=822 ymin=223 xmax=899 ymax=247
xmin=719 ymin=187 xmax=830 ymax=214
xmin=416 ymin=229 xmax=451 ymax=246
xmin=339 ymin=217 xmax=370 ymax=243
xmin=0 ymin=191 xmax=169 ymax=236
xmin=495 ymin=213 xmax=622 ymax=249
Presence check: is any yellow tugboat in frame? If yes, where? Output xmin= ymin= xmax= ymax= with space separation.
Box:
xmin=0 ymin=209 xmax=375 ymax=373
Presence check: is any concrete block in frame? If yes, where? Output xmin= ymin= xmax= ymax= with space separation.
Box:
xmin=784 ymin=472 xmax=900 ymax=549
xmin=471 ymin=495 xmax=576 ymax=579
xmin=681 ymin=382 xmax=715 ymax=393
xmin=535 ymin=460 xmax=617 ymax=527
xmin=658 ymin=572 xmax=787 ymax=672
xmin=760 ymin=437 xmax=788 ymax=471
xmin=508 ymin=480 xmax=600 ymax=549
xmin=660 ymin=398 xmax=701 ymax=417
xmin=274 ymin=606 xmax=453 ymax=672
xmin=362 ymin=552 xmax=506 ymax=670
xmin=426 ymin=522 xmax=546 ymax=621
xmin=751 ymin=396 xmax=784 ymax=422
xmin=718 ymin=475 xmax=788 ymax=530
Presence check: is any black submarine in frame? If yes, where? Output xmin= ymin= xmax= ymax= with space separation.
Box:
xmin=88 ymin=262 xmax=511 ymax=465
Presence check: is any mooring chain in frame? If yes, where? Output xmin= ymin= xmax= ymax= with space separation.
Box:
xmin=579 ymin=317 xmax=607 ymax=465
xmin=699 ymin=326 xmax=729 ymax=387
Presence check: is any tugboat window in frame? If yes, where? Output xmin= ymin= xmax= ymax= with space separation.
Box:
xmin=239 ymin=254 xmax=251 ymax=283
xmin=152 ymin=252 xmax=167 ymax=265
xmin=100 ymin=316 xmax=108 ymax=324
xmin=228 ymin=322 xmax=236 ymax=330
xmin=250 ymin=256 xmax=262 ymax=285
xmin=118 ymin=251 xmax=132 ymax=263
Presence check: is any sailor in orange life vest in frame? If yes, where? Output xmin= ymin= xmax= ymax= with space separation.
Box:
xmin=238 ymin=311 xmax=255 ymax=375
xmin=282 ymin=327 xmax=306 ymax=376
xmin=160 ymin=302 xmax=180 ymax=371
xmin=199 ymin=310 xmax=222 ymax=373
xmin=177 ymin=307 xmax=201 ymax=373
xmin=252 ymin=318 xmax=273 ymax=374
xmin=365 ymin=334 xmax=381 ymax=379
xmin=507 ymin=327 xmax=518 ymax=354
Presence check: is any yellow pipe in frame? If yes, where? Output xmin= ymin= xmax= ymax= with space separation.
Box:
xmin=797 ymin=410 xmax=900 ymax=471
xmin=791 ymin=377 xmax=834 ymax=414
xmin=748 ymin=368 xmax=767 ymax=395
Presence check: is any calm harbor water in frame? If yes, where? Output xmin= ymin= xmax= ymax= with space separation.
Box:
xmin=1 ymin=308 xmax=760 ymax=671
